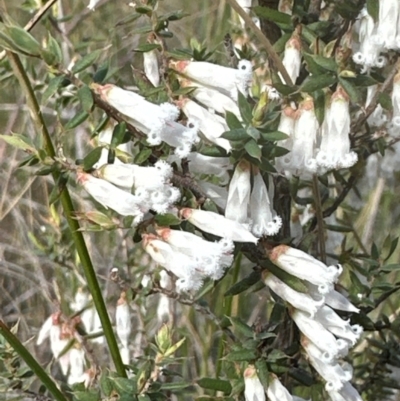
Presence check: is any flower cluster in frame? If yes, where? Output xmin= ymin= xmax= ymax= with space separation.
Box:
xmin=276 ymin=87 xmax=357 ymax=177
xmin=78 ymin=159 xmax=180 ymax=223
xmin=37 ymin=312 xmax=92 ymax=386
xmin=352 ymin=4 xmax=399 ymax=72
xmin=265 ymin=245 xmax=363 ymax=400
xmin=94 ymin=84 xmax=199 ymax=158
xmin=142 ymin=229 xmax=234 ymax=292
xmin=225 ymin=160 xmax=282 ymax=237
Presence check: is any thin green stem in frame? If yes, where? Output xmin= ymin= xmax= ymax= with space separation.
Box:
xmin=312 ymin=175 xmax=326 ymax=263
xmin=6 ymin=50 xmax=127 ymax=378
xmin=0 ymin=321 xmax=69 ymax=401
xmin=225 ymin=0 xmax=293 ymax=86
xmin=215 ymin=251 xmax=242 ymax=378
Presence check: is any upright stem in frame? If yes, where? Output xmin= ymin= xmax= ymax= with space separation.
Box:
xmin=312 ymin=175 xmax=326 ymax=263
xmin=7 ymin=51 xmax=127 ymax=378
xmin=0 ymin=321 xmax=69 ymax=401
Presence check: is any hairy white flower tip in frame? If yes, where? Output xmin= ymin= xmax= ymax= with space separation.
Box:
xmin=325 ymin=380 xmax=343 ymax=392
xmin=218 ymin=238 xmax=235 ymax=253
xmin=152 ymin=202 xmax=169 ymax=214
xmin=318 ymin=283 xmax=331 ymax=294
xmin=267 ymin=87 xmax=281 ymax=100
xmin=327 ymin=265 xmax=342 ymax=281
xmin=147 ymin=130 xmax=163 ymax=146
xmin=341 ymin=363 xmax=353 ymax=381
xmin=393 ymin=116 xmax=400 ymax=127
xmin=176 ymin=277 xmax=203 ymax=293
xmin=305 ymin=158 xmax=318 ymax=172
xmin=111 ymin=267 xmax=119 ymax=273
xmin=159 ymin=102 xmax=180 ymax=122
xmin=352 ymin=52 xmax=365 ymax=65
xmin=351 ymin=324 xmax=363 ymax=336
xmin=155 ymin=160 xmax=173 ymax=180
xmin=87 ymin=0 xmax=100 ymax=10
xmin=174 ymin=143 xmax=192 ymax=158
xmin=237 ymin=59 xmax=253 ymax=75
xmin=163 ymin=186 xmax=181 ymax=203
xmin=336 ymin=339 xmax=349 ymax=357
xmin=339 ymin=152 xmax=358 ymax=169
xmin=375 ymin=56 xmax=387 ymax=68
xmin=135 ymin=187 xmax=149 ymax=201
xmin=322 ymin=351 xmax=335 ymax=363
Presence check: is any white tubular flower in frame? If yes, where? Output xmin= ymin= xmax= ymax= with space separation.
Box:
xmin=282 ymin=33 xmax=301 ymax=84
xmin=142 ymin=234 xmax=201 ymax=291
xmin=392 ymin=71 xmax=400 ymax=121
xmin=267 ymin=374 xmax=293 ymax=401
xmin=285 ymin=98 xmax=318 ymax=177
xmin=179 ymin=98 xmax=232 ymax=152
xmin=77 ymin=172 xmax=143 ymax=218
xmin=301 ymin=337 xmax=351 ymax=392
xmin=275 ymin=105 xmax=296 ymax=174
xmin=268 ymin=245 xmax=342 ymax=293
xmin=157 ymin=228 xmax=233 ymax=279
xmin=263 ymin=272 xmax=324 ymax=317
xmin=119 ymin=346 xmax=130 ymax=365
xmin=99 ymin=160 xmax=172 ymax=191
xmin=157 ymin=119 xmax=200 ymax=157
xmin=157 ymin=294 xmax=171 ymax=324
xmin=180 ymin=208 xmax=258 ymax=243
xmin=87 ymin=0 xmax=101 ymax=10
xmin=197 ymin=180 xmax=228 ymax=209
xmin=182 ymin=152 xmax=232 ymax=184
xmin=316 ymin=87 xmax=357 ymax=170
xmin=116 ymin=292 xmax=131 ymax=349
xmin=37 ymin=315 xmax=53 ymax=345
xmin=171 ymin=59 xmax=252 ymax=101
xmin=67 ymin=347 xmax=86 ymax=385
xmin=225 ymin=160 xmax=251 ymax=223
xmin=314 ymin=306 xmax=362 ymax=346
xmin=377 ymin=0 xmax=399 ymax=50
xmin=323 ymin=289 xmax=360 ymax=313
xmin=143 ymin=50 xmax=160 ymax=87
xmin=291 ymin=309 xmax=345 ymax=357
xmin=327 ymin=382 xmax=363 ymax=401
xmin=180 ymin=79 xmax=241 ymax=119
xmin=244 ymin=365 xmax=266 ymax=401
xmin=94 ymin=84 xmax=179 ymax=142
xmin=250 ymin=169 xmax=282 ymax=237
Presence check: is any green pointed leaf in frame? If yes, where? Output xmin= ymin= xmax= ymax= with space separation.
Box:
xmin=7 ymin=26 xmax=41 ymax=56
xmin=304 ymin=53 xmax=337 ymax=72
xmin=253 ymin=6 xmax=291 ymax=25
xmin=83 ymin=147 xmax=103 ymax=171
xmin=93 ymin=64 xmax=109 ymax=84
xmin=378 ymin=92 xmax=393 ymax=112
xmin=99 ymin=371 xmax=114 ymax=397
xmin=111 ymin=122 xmax=127 ymax=148
xmin=49 ymin=173 xmax=68 ymax=205
xmin=0 ymin=133 xmax=37 ymax=153
xmin=244 ymin=139 xmax=261 ymax=160
xmin=154 ymin=213 xmax=182 ymax=226
xmin=225 ymin=349 xmax=258 ymax=361
xmin=42 ymin=76 xmax=64 ymax=104
xmin=255 ymin=360 xmax=269 ymax=389
xmin=312 ymin=89 xmax=325 ymax=126
xmin=246 ymin=126 xmax=260 ymax=141
xmin=134 ymin=43 xmax=161 ymax=52
xmin=197 ymin=378 xmax=232 ymax=394
xmin=261 ymin=131 xmax=288 ymax=142
xmin=339 ymin=77 xmax=360 ymax=103
xmin=301 ymin=74 xmax=337 ymax=93
xmin=237 ymin=91 xmax=253 ymax=123
xmin=78 ymin=85 xmax=94 ymax=113
xmin=64 ymin=111 xmax=89 ymax=130
xmin=111 ymin=377 xmax=137 ymax=394
xmin=72 ymin=49 xmax=102 ymax=73
xmin=47 ymin=34 xmax=62 ymax=65
xmin=225 ymin=111 xmax=243 ymax=130
xmin=367 ymin=0 xmax=379 ymax=21
xmin=160 ymin=382 xmax=190 ymax=390
xmin=134 ymin=148 xmax=152 ymax=164
xmin=221 ymin=128 xmax=248 ymax=141
xmin=229 ymin=317 xmax=254 ymax=338
xmin=225 ymin=271 xmax=261 ymax=296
